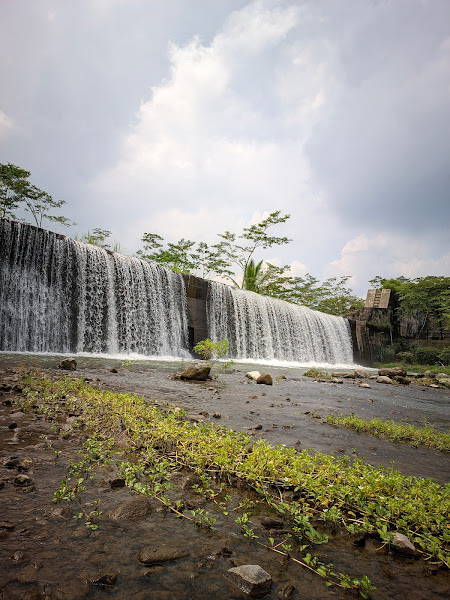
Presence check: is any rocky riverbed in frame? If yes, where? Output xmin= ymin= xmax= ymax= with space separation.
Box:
xmin=0 ymin=354 xmax=449 ymax=600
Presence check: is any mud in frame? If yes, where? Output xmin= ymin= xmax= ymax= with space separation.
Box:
xmin=0 ymin=354 xmax=449 ymax=599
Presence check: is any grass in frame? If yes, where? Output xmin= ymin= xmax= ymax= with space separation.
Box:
xmin=325 ymin=414 xmax=450 ymax=452
xmin=13 ymin=369 xmax=450 ymax=591
xmin=375 ymin=362 xmax=450 ymax=376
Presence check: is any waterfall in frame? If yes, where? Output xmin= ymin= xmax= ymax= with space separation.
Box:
xmin=207 ymin=281 xmax=353 ymax=364
xmin=0 ymin=219 xmax=189 ymax=357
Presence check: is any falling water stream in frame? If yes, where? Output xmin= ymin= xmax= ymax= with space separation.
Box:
xmin=0 ymin=219 xmax=353 ymax=364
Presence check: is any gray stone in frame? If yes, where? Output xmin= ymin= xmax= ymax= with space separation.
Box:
xmin=58 ymin=358 xmax=77 ymax=370
xmin=378 ymin=367 xmax=406 ymax=378
xmin=330 ymin=378 xmax=343 ymax=384
xmin=14 ymin=474 xmax=33 ymax=487
xmin=180 ymin=363 xmax=211 ymax=381
xmin=136 ymin=545 xmax=190 ymax=565
xmin=353 ymin=369 xmax=369 ymax=379
xmin=108 ymin=496 xmax=152 ymax=522
xmin=225 ymin=564 xmax=272 ymax=598
xmin=246 ymin=371 xmax=261 ymax=381
xmin=92 ymin=572 xmax=118 ymax=586
xmin=359 ymin=383 xmax=371 ymax=388
xmin=377 ymin=376 xmax=393 ymax=385
xmin=391 ymin=532 xmax=416 ymax=557
xmin=256 ymin=373 xmax=273 ymax=386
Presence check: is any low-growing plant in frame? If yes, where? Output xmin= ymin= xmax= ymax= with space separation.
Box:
xmin=325 ymin=414 xmax=450 ymax=452
xmin=193 ymin=338 xmax=229 ymax=361
xmin=416 ymin=347 xmax=440 ymax=365
xmin=438 ymin=347 xmax=450 ymax=366
xmin=303 ymin=368 xmax=331 ymax=379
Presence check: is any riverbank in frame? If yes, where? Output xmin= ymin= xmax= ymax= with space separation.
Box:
xmin=0 ymin=357 xmax=449 ymax=599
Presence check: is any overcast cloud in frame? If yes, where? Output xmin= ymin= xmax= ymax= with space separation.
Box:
xmin=1 ymin=0 xmax=449 ymax=296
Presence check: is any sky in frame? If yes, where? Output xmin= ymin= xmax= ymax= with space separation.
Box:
xmin=1 ymin=0 xmax=449 ymax=297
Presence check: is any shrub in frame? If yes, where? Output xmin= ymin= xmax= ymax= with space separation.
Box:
xmin=376 ymin=345 xmax=396 ymax=363
xmin=415 ymin=347 xmax=440 ymax=365
xmin=397 ymin=351 xmax=415 ymax=364
xmin=438 ymin=347 xmax=450 ymax=366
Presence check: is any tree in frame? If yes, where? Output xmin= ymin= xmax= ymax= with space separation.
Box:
xmin=0 ymin=163 xmax=30 ymax=219
xmin=0 ymin=161 xmax=75 ymax=228
xmin=370 ymin=275 xmax=450 ymax=337
xmin=137 ymin=234 xmax=198 ymax=274
xmin=76 ymin=228 xmax=121 ymax=252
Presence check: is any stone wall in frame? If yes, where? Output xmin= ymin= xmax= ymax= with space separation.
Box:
xmin=182 ymin=274 xmax=209 ymax=355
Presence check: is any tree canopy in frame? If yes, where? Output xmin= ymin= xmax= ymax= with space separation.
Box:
xmin=370 ymin=275 xmax=450 ymax=334
xmin=137 ymin=212 xmax=363 ymax=317
xmin=0 ymin=162 xmax=74 ymax=228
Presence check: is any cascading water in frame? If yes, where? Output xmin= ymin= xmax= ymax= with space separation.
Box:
xmin=207 ymin=280 xmax=353 ymax=364
xmin=0 ymin=219 xmax=189 ymax=357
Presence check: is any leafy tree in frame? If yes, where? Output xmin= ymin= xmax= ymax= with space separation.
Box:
xmin=137 ymin=234 xmax=198 ymax=274
xmin=370 ymin=275 xmax=450 ymax=336
xmin=0 ymin=161 xmax=74 ymax=228
xmin=0 ymin=163 xmax=30 ymax=219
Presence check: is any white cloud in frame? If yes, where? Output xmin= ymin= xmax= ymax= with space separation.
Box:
xmin=325 ymin=233 xmax=450 ymax=296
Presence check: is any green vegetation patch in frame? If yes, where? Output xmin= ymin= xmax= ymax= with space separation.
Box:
xmin=325 ymin=414 xmax=450 ymax=453
xmin=17 ymin=370 xmax=450 ymax=577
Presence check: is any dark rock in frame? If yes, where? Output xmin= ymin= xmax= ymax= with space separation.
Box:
xmin=109 ymin=478 xmax=126 ymax=489
xmin=254 ymin=424 xmax=262 ymax=430
xmin=391 ymin=532 xmax=417 ymax=557
xmin=110 ymin=368 xmax=118 ymax=373
xmin=256 ymin=373 xmax=272 ymax=385
xmin=393 ymin=376 xmax=410 ymax=385
xmin=180 ymin=363 xmax=211 ymax=381
xmin=225 ymin=564 xmax=272 ymax=598
xmin=277 ymin=582 xmax=295 ymax=599
xmin=0 ymin=521 xmax=16 ymax=530
xmin=58 ymin=358 xmax=77 ymax=370
xmin=14 ymin=474 xmax=33 ymax=487
xmin=108 ymin=496 xmax=152 ymax=522
xmin=17 ymin=458 xmax=33 ymax=472
xmin=353 ymin=532 xmax=367 ymax=547
xmin=3 ymin=456 xmax=20 ymax=469
xmin=92 ymin=571 xmax=118 ymax=586
xmin=261 ymin=517 xmax=283 ymax=529
xmin=136 ymin=545 xmax=190 ymax=565
xmin=378 ymin=367 xmax=407 ymax=378
xmin=212 ymin=413 xmax=221 ymax=419
xmin=8 ymin=422 xmax=18 ymax=429
xmin=9 ymin=550 xmax=29 ymax=562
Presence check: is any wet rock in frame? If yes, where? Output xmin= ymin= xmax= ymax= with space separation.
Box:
xmin=393 ymin=376 xmax=410 ymax=385
xmin=225 ymin=564 xmax=272 ymax=598
xmin=109 ymin=477 xmax=126 ymax=489
xmin=169 ymin=472 xmax=201 ymax=490
xmin=136 ymin=545 xmax=190 ymax=565
xmin=330 ymin=378 xmax=343 ymax=384
xmin=3 ymin=456 xmax=20 ymax=469
xmin=14 ymin=474 xmax=33 ymax=487
xmin=391 ymin=532 xmax=417 ymax=557
xmin=261 ymin=517 xmax=283 ymax=529
xmin=92 ymin=571 xmax=118 ymax=586
xmin=110 ymin=368 xmax=118 ymax=373
xmin=378 ymin=367 xmax=407 ymax=378
xmin=377 ymin=376 xmax=393 ymax=385
xmin=246 ymin=371 xmax=261 ymax=381
xmin=50 ymin=506 xmax=72 ymax=519
xmin=359 ymin=383 xmax=371 ymax=388
xmin=254 ymin=424 xmax=262 ymax=430
xmin=109 ymin=496 xmax=152 ymax=522
xmin=212 ymin=413 xmax=221 ymax=419
xmin=277 ymin=582 xmax=295 ymax=599
xmin=9 ymin=550 xmax=29 ymax=562
xmin=0 ymin=521 xmax=16 ymax=530
xmin=8 ymin=421 xmax=18 ymax=429
xmin=58 ymin=358 xmax=77 ymax=370
xmin=180 ymin=363 xmax=211 ymax=381
xmin=256 ymin=373 xmax=272 ymax=385
xmin=17 ymin=457 xmax=33 ymax=472
xmin=353 ymin=369 xmax=369 ymax=378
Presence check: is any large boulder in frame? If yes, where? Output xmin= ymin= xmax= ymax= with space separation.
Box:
xmin=246 ymin=371 xmax=261 ymax=381
xmin=225 ymin=565 xmax=272 ymax=598
xmin=180 ymin=363 xmax=211 ymax=381
xmin=58 ymin=358 xmax=77 ymax=371
xmin=377 ymin=376 xmax=393 ymax=385
xmin=378 ymin=367 xmax=407 ymax=378
xmin=353 ymin=369 xmax=369 ymax=379
xmin=256 ymin=373 xmax=272 ymax=386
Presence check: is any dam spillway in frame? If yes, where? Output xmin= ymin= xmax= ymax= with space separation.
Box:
xmin=0 ymin=219 xmax=353 ymax=364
